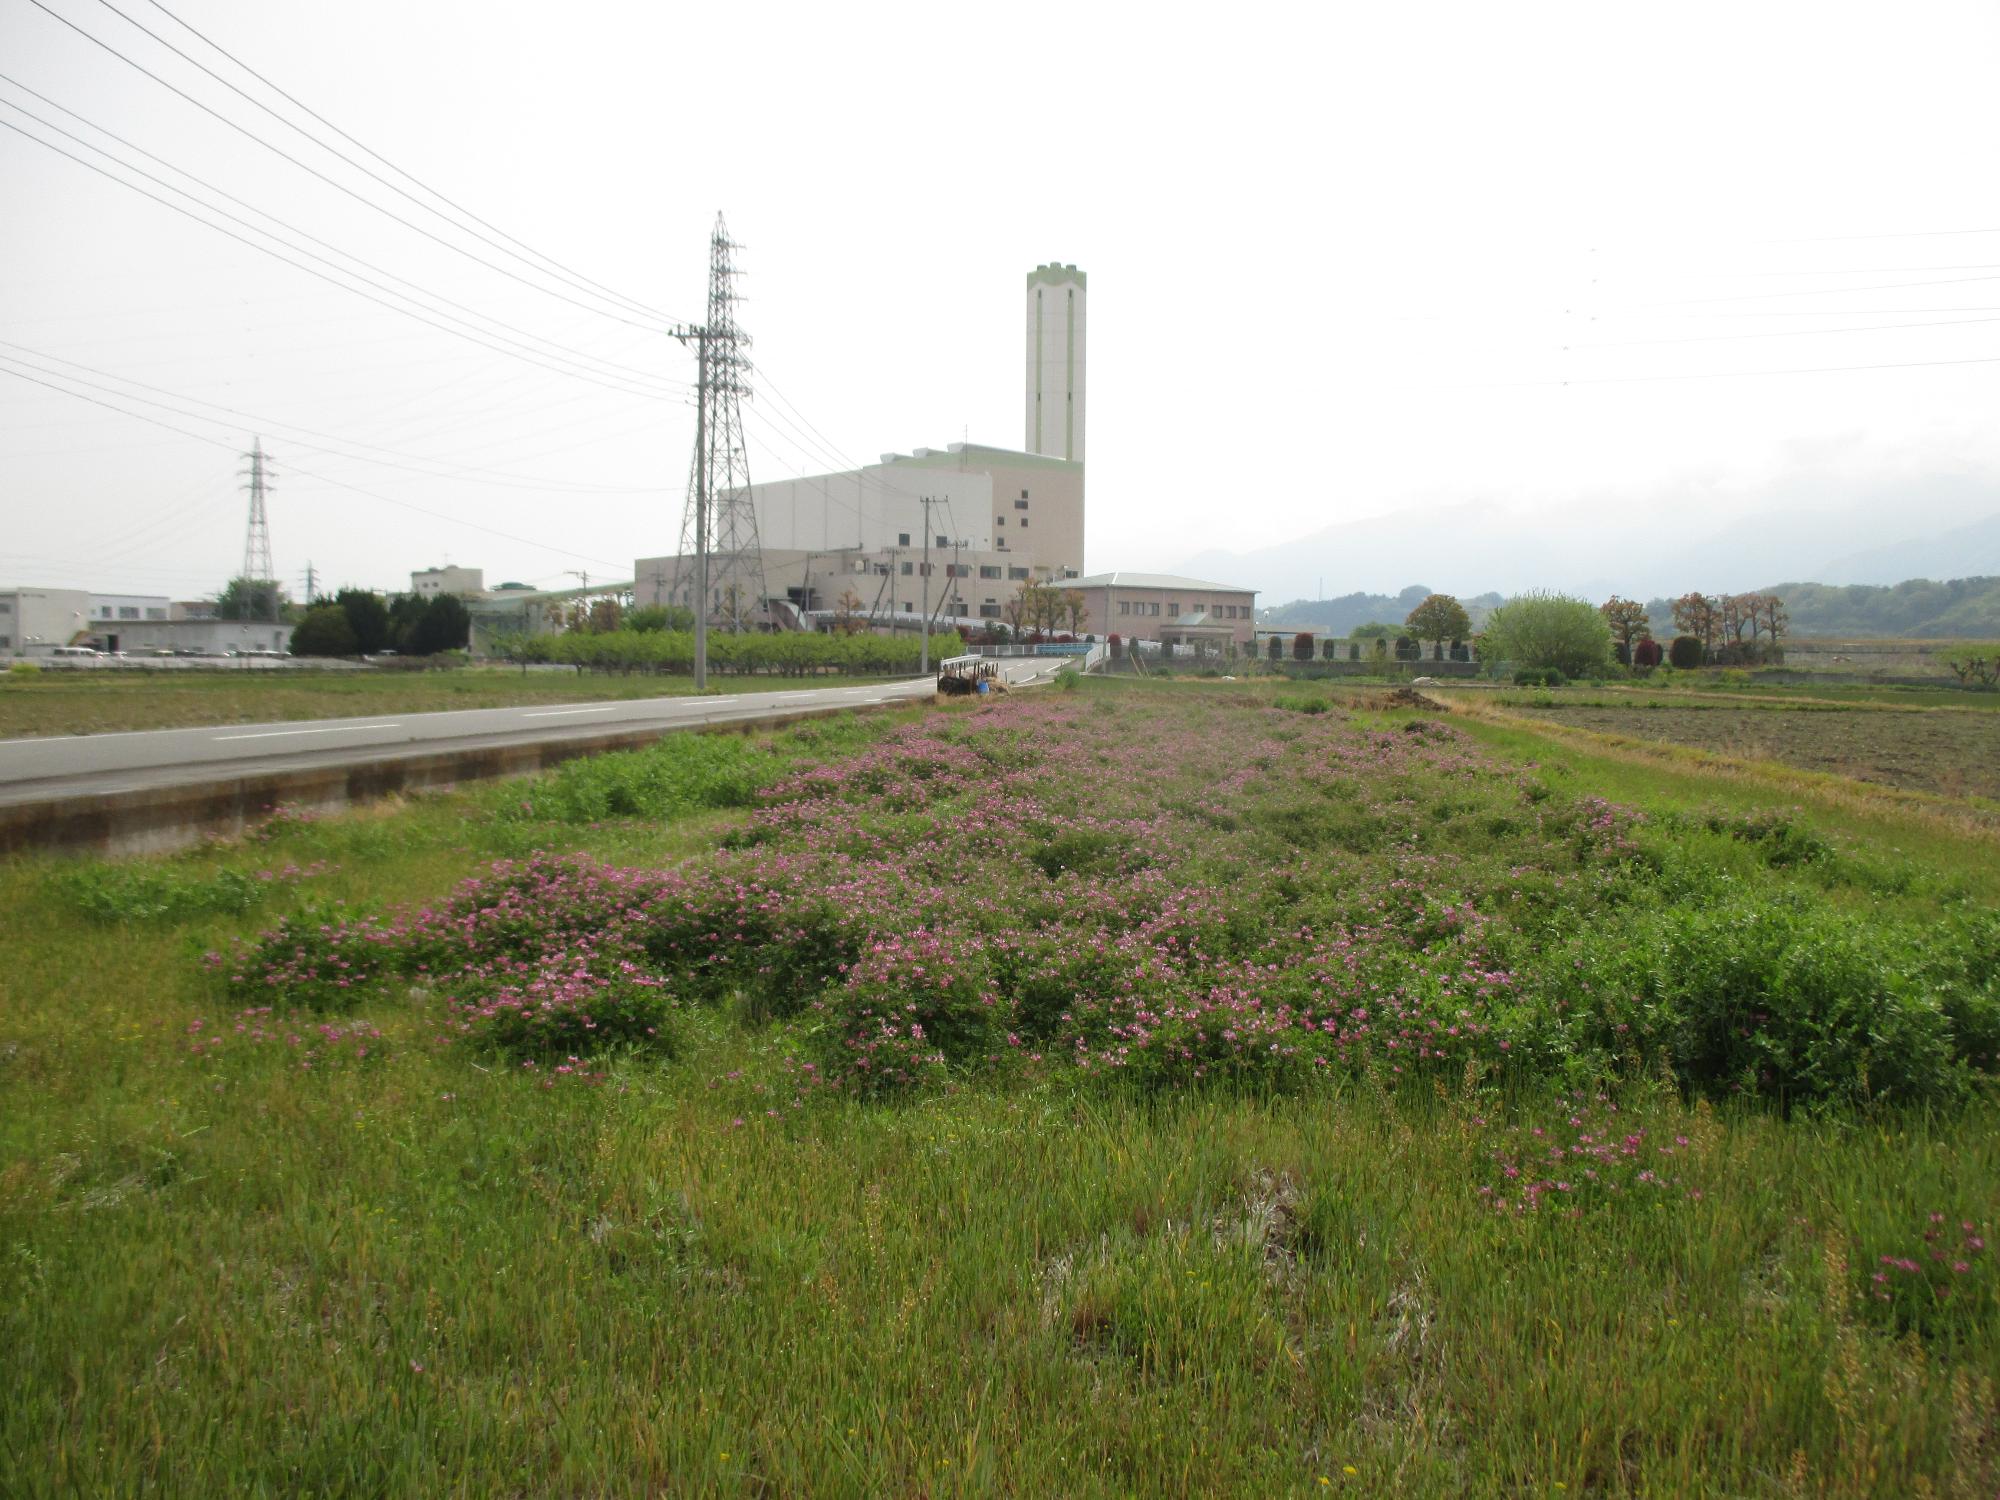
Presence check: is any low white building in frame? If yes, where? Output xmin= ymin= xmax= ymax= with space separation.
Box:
xmin=1 ymin=588 xmax=94 ymax=656
xmin=0 ymin=587 xmax=92 ymax=655
xmin=103 ymin=618 xmax=292 ymax=656
xmin=88 ymin=594 xmax=173 ymax=653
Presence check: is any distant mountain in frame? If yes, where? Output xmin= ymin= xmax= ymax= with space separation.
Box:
xmin=1809 ymin=514 xmax=2000 ymax=587
xmin=1263 ymin=587 xmax=1504 ymax=634
xmin=1264 ymin=577 xmax=2000 ymax=641
xmin=1757 ymin=577 xmax=2000 ymax=639
xmin=1171 ymin=485 xmax=2000 ymax=605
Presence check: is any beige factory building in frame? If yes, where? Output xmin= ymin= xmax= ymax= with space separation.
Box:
xmin=636 ymin=264 xmax=1089 ymax=629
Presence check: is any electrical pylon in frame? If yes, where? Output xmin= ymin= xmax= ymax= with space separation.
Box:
xmin=672 ymin=214 xmax=767 ymax=633
xmin=239 ymin=437 xmax=279 ymax=622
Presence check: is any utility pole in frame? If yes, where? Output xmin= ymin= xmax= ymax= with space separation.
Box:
xmin=302 ymin=561 xmax=316 ymax=605
xmin=919 ymin=496 xmax=934 ymax=674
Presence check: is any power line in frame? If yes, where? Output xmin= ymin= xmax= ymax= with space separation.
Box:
xmin=0 ymin=115 xmax=682 ymax=402
xmin=24 ymin=0 xmax=679 ymax=335
xmin=0 ymin=362 xmax=628 ymax=570
xmin=1566 ymin=314 xmax=2000 ymax=350
xmin=0 ymin=341 xmax=670 ymax=493
xmin=134 ymin=0 xmax=681 ymax=327
xmin=0 ymin=75 xmax=688 ymax=395
xmin=1476 ymin=352 xmax=2000 ymax=388
xmin=1650 ymin=273 xmax=2000 ymax=306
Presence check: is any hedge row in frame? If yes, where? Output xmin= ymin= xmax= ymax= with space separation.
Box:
xmin=498 ymin=628 xmax=966 ymax=676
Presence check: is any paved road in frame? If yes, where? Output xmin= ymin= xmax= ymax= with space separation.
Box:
xmin=0 ymin=677 xmax=944 ymax=804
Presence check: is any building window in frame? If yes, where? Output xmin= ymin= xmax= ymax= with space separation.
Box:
xmin=1020 ymin=489 xmax=1028 ymax=499
xmin=897 ymin=532 xmax=910 ymax=546
xmin=1014 ymin=498 xmax=1028 ymax=510
xmin=1019 ymin=517 xmax=1028 ymax=528
xmin=0 ymin=602 xmax=11 ymax=615
xmin=119 ymin=607 xmax=140 ymax=620
xmin=936 ymin=535 xmax=948 ymax=549
xmin=1118 ymin=602 xmax=1130 ymax=615
xmin=1150 ymin=603 xmax=1161 ymax=616
xmin=900 ymin=561 xmax=913 ymax=575
xmin=1008 ymin=566 xmax=1029 ymax=581
xmin=979 ymin=565 xmax=1001 ymax=580
xmin=146 ymin=608 xmax=166 ymax=620
xmin=979 ymin=603 xmax=1001 ymax=618
xmin=902 ymin=601 xmax=913 ymax=612
xmin=1167 ymin=603 xmax=1179 ymax=618
xmin=995 ymin=515 xmax=1005 ymax=526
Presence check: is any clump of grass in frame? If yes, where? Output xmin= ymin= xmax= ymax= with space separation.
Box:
xmin=55 ymin=859 xmax=331 ymax=923
xmin=499 ymin=733 xmax=775 ymax=824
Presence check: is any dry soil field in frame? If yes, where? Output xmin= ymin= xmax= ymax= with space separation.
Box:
xmin=1516 ymin=702 xmax=2000 ymax=801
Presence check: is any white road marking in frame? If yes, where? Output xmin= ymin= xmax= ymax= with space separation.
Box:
xmin=519 ymin=706 xmax=623 ymax=718
xmin=212 ymin=722 xmax=402 ymax=741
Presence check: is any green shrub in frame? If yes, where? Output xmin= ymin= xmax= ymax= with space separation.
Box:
xmin=1512 ymin=667 xmax=1566 ymax=687
xmin=1668 ymin=635 xmax=1705 ymax=669
xmin=220 ymin=905 xmax=394 ymax=1011
xmin=1485 ymin=592 xmax=1613 ymax=678
xmin=801 ymin=930 xmax=1001 ymax=1094
xmin=58 ymin=863 xmax=275 ymax=923
xmin=1697 ymin=807 xmax=1831 ymax=867
xmin=1518 ymin=894 xmax=1990 ymax=1107
xmin=503 ymin=734 xmax=772 ymax=824
xmin=7 ymin=660 xmax=41 ymax=677
xmin=454 ymin=965 xmax=677 ymax=1061
xmin=1272 ymin=692 xmax=1329 ymax=714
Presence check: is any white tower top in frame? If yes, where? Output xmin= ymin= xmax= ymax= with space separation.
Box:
xmin=1025 ymin=263 xmax=1085 ymax=463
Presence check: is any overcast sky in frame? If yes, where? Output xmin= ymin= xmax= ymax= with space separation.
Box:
xmin=5 ymin=0 xmax=1999 ymax=602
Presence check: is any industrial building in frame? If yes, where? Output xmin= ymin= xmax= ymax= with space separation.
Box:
xmin=636 ymin=263 xmax=1089 ymax=629
xmin=411 ymin=566 xmax=486 ymax=598
xmin=1070 ymin=572 xmax=1259 ymax=650
xmin=0 ymin=588 xmax=92 ymax=656
xmin=0 ymin=587 xmax=291 ymax=657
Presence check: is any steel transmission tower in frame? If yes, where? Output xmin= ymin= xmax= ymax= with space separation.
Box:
xmin=239 ymin=437 xmax=279 ymax=622
xmin=673 ymin=214 xmax=767 ymax=634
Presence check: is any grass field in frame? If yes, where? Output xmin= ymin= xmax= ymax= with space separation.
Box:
xmin=2 ymin=680 xmax=1996 ymax=1496
xmin=0 ymin=667 xmax=901 ymax=740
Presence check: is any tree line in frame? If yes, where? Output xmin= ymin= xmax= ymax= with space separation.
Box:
xmin=1262 ymin=588 xmax=1793 ymax=680
xmin=289 ymin=589 xmax=471 ymax=658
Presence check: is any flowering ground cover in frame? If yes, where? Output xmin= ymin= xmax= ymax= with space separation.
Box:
xmin=1 ymin=679 xmax=1996 ymax=1495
